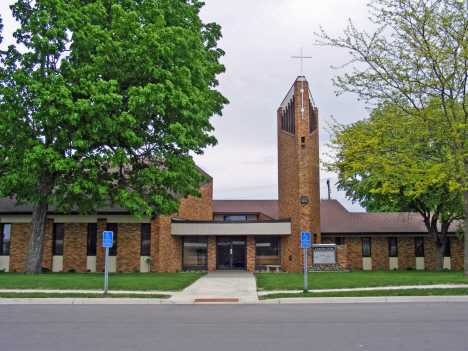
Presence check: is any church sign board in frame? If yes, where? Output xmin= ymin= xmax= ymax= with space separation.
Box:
xmin=312 ymin=244 xmax=337 ymax=264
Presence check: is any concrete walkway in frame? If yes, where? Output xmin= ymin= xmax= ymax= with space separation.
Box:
xmin=167 ymin=271 xmax=258 ymax=304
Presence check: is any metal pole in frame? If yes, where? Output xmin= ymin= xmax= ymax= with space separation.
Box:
xmin=304 ymin=247 xmax=308 ymax=293
xmin=104 ymin=247 xmax=109 ymax=294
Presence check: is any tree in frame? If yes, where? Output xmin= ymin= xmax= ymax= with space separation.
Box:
xmin=317 ymin=0 xmax=468 ymax=275
xmin=0 ymin=0 xmax=228 ymax=274
xmin=326 ymin=103 xmax=465 ymax=271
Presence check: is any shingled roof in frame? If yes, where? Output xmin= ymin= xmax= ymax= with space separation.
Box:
xmin=320 ymin=199 xmax=460 ymax=234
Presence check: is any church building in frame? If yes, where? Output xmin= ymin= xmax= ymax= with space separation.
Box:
xmin=0 ymin=77 xmax=463 ymax=273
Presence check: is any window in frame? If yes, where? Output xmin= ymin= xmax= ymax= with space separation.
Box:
xmin=107 ymin=223 xmax=118 ymax=256
xmin=183 ymin=236 xmax=207 ymax=268
xmin=415 ymin=237 xmax=424 ymax=257
xmin=281 ymin=96 xmax=295 ymax=134
xmin=444 ymin=237 xmax=451 ymax=257
xmin=224 ymin=215 xmax=247 ymax=221
xmin=362 ymin=237 xmax=371 ymax=257
xmin=335 ymin=237 xmax=345 ymax=245
xmin=141 ymin=223 xmax=151 ymax=256
xmin=87 ymin=223 xmax=97 ymax=256
xmin=53 ymin=223 xmax=64 ymax=256
xmin=313 ymin=234 xmax=317 ymax=244
xmin=256 ymin=236 xmax=280 ymax=266
xmin=388 ymin=237 xmax=398 ymax=257
xmin=0 ymin=224 xmax=11 ymax=255
xmin=309 ymin=101 xmax=316 ymax=133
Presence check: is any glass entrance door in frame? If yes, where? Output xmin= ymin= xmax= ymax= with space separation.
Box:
xmin=216 ymin=236 xmax=246 ymax=270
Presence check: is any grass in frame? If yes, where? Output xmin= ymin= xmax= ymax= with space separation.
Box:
xmin=0 ymin=272 xmax=205 ymax=291
xmin=0 ymin=293 xmax=170 ymax=298
xmin=255 ymin=270 xmax=468 ymax=291
xmin=260 ymin=288 xmax=468 ymax=299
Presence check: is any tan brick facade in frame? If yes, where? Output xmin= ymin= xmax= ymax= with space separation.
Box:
xmin=278 ymin=78 xmax=321 ymax=273
xmin=63 ymin=223 xmax=87 ymax=273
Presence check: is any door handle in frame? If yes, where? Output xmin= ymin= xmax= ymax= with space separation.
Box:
xmin=230 ymin=248 xmax=232 ymax=255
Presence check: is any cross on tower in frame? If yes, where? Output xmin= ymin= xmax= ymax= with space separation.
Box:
xmin=291 ymin=47 xmax=312 ymax=120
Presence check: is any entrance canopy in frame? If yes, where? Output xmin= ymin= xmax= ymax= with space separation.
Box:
xmin=171 ymin=219 xmax=291 ymax=236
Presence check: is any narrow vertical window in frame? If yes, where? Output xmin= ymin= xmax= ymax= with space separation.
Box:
xmin=87 ymin=223 xmax=97 ymax=256
xmin=107 ymin=223 xmax=118 ymax=256
xmin=53 ymin=223 xmax=64 ymax=256
xmin=0 ymin=224 xmax=11 ymax=255
xmin=309 ymin=102 xmax=316 ymax=133
xmin=444 ymin=237 xmax=451 ymax=257
xmin=388 ymin=237 xmax=398 ymax=257
xmin=362 ymin=237 xmax=371 ymax=257
xmin=415 ymin=237 xmax=424 ymax=257
xmin=313 ymin=234 xmax=317 ymax=244
xmin=141 ymin=223 xmax=151 ymax=256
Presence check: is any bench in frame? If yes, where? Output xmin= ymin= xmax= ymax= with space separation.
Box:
xmin=266 ymin=265 xmax=281 ymax=273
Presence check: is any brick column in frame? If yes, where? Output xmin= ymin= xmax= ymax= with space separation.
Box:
xmin=9 ymin=223 xmax=31 ymax=272
xmin=246 ymin=236 xmax=255 ymax=271
xmin=63 ymin=223 xmax=87 ymax=272
xmin=207 ymin=236 xmax=216 ymax=271
xmin=117 ymin=223 xmax=140 ymax=273
xmin=96 ymin=218 xmax=107 ymax=272
xmin=150 ymin=217 xmax=159 ymax=272
xmin=41 ymin=219 xmax=54 ymax=271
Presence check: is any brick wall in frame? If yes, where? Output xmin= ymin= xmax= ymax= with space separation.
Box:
xmin=397 ymin=237 xmax=416 ymax=270
xmin=9 ymin=223 xmax=31 ymax=272
xmin=117 ymin=223 xmax=141 ymax=273
xmin=156 ymin=181 xmax=213 ymax=273
xmin=451 ymin=237 xmax=464 ymax=270
xmin=63 ymin=223 xmax=87 ymax=272
xmin=346 ymin=237 xmax=363 ymax=270
xmin=278 ymin=78 xmax=321 ymax=273
xmin=42 ymin=219 xmax=54 ymax=271
xmin=371 ymin=237 xmax=389 ymax=270
xmin=336 ymin=245 xmax=347 ymax=267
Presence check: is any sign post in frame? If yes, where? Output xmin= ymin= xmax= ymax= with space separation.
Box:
xmin=301 ymin=232 xmax=311 ymax=293
xmin=102 ymin=231 xmax=113 ymax=294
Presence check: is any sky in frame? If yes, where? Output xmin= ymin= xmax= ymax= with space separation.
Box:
xmin=0 ymin=0 xmax=375 ymax=212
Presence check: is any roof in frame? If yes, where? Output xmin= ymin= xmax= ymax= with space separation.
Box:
xmin=213 ymin=200 xmax=279 ymax=220
xmin=0 ymin=165 xmax=212 ymax=215
xmin=320 ymin=199 xmax=460 ymax=234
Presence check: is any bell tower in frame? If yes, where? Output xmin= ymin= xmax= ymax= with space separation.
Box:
xmin=277 ymin=76 xmax=321 ymax=272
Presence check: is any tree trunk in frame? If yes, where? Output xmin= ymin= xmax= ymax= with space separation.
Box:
xmin=463 ymin=190 xmax=468 ymax=277
xmin=435 ymin=242 xmax=445 ymax=272
xmin=23 ymin=198 xmax=49 ymax=274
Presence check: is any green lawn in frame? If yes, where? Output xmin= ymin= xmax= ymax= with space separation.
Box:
xmin=0 ymin=272 xmax=205 ymax=291
xmin=255 ymin=270 xmax=468 ymax=291
xmin=0 ymin=292 xmax=170 ymax=298
xmin=260 ymin=288 xmax=468 ymax=299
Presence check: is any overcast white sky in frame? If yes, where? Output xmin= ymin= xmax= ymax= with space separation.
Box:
xmin=1 ymin=0 xmax=375 ymax=211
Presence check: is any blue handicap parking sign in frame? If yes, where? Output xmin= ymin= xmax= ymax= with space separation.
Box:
xmin=103 ymin=231 xmax=113 ymax=248
xmin=301 ymin=232 xmax=311 ymax=248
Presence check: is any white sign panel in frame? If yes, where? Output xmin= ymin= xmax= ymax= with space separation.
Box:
xmin=312 ymin=244 xmax=337 ymax=264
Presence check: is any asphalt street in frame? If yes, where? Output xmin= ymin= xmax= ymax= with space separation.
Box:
xmin=1 ymin=302 xmax=468 ymax=351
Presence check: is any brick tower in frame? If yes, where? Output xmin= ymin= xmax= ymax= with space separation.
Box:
xmin=277 ymin=76 xmax=321 ymax=272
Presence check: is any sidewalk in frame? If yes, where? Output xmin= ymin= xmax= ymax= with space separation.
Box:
xmin=1 ymin=273 xmax=468 ymax=304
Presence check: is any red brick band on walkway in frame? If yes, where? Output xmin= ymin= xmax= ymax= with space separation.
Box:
xmin=194 ymin=298 xmax=239 ymax=303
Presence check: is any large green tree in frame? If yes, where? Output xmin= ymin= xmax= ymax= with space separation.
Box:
xmin=327 ymin=103 xmax=465 ymax=271
xmin=318 ymin=0 xmax=468 ymax=275
xmin=0 ymin=0 xmax=228 ymax=274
